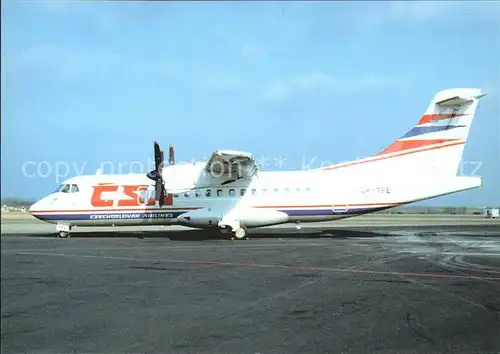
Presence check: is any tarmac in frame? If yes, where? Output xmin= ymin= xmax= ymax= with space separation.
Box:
xmin=2 ymin=216 xmax=500 ymax=353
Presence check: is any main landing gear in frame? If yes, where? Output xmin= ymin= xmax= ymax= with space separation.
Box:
xmin=230 ymin=227 xmax=248 ymax=241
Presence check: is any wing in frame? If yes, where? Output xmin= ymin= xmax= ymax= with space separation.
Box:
xmin=205 ymin=150 xmax=259 ymax=181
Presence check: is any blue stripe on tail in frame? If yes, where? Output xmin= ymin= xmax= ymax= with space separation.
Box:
xmin=400 ymin=125 xmax=465 ymax=139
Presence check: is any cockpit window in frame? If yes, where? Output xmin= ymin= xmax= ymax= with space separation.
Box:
xmin=53 ymin=185 xmax=64 ymax=193
xmin=54 ymin=184 xmax=75 ymax=193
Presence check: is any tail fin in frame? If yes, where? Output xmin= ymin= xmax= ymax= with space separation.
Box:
xmin=320 ymin=88 xmax=486 ymax=176
xmin=376 ymin=88 xmax=486 ymax=176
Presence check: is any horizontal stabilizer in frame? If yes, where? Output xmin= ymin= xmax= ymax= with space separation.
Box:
xmin=436 ymin=92 xmax=486 ymax=107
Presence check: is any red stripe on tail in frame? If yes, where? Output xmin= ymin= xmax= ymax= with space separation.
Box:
xmin=418 ymin=113 xmax=467 ymax=125
xmin=377 ymin=139 xmax=460 ymax=156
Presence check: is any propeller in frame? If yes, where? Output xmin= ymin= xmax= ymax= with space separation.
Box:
xmin=147 ymin=141 xmax=175 ymax=206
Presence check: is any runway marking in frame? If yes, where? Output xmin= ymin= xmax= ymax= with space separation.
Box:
xmin=14 ymin=251 xmax=500 ymax=282
xmin=388 ymin=268 xmax=492 ymax=311
xmin=401 ymin=251 xmax=500 ymax=257
xmin=1 ymin=242 xmax=356 ymax=254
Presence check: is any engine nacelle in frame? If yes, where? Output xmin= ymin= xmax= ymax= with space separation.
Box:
xmin=178 ymin=207 xmax=290 ymax=229
xmin=162 ymin=163 xmax=205 ymax=193
xmin=237 ymin=208 xmax=289 ymax=228
xmin=177 ymin=208 xmax=222 ymax=228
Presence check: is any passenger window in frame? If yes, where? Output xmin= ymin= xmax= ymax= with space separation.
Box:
xmin=251 ymin=189 xmax=257 ymax=196
xmin=284 ymin=188 xmax=290 ymax=193
xmin=70 ymin=184 xmax=79 ymax=193
xmin=273 ymin=188 xmax=279 ymax=193
xmin=195 ymin=190 xmax=201 ymax=197
xmin=174 ymin=194 xmax=179 ymax=198
xmin=229 ymin=189 xmax=235 ymax=197
xmin=240 ymin=189 xmax=246 ymax=196
xmin=296 ymin=188 xmax=301 ymax=192
xmin=205 ymin=189 xmax=211 ymax=197
xmin=60 ymin=184 xmax=70 ymax=193
xmin=217 ymin=189 xmax=223 ymax=197
xmin=262 ymin=189 xmax=267 ymax=193
xmin=184 ymin=191 xmax=190 ymax=198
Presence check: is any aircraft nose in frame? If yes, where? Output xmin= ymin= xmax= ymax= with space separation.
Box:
xmin=29 ymin=200 xmax=40 ymax=214
xmin=29 ymin=198 xmax=50 ymax=221
xmin=29 ymin=197 xmax=49 ymax=214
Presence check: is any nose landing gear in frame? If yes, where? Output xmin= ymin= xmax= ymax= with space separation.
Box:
xmin=58 ymin=231 xmax=70 ymax=238
xmin=56 ymin=223 xmax=72 ymax=238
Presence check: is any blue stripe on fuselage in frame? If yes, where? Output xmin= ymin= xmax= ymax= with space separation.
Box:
xmin=32 ymin=207 xmax=389 ymax=222
xmin=279 ymin=207 xmax=389 ymax=216
xmin=32 ymin=211 xmax=186 ymax=221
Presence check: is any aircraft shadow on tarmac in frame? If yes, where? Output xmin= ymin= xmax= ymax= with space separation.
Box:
xmin=21 ymin=229 xmax=389 ymax=240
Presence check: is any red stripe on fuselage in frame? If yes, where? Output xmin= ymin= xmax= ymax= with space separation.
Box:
xmin=30 ymin=202 xmax=400 ymax=215
xmin=255 ymin=202 xmax=401 ymax=209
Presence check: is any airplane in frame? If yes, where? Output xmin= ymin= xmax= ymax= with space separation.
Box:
xmin=29 ymin=88 xmax=487 ymax=239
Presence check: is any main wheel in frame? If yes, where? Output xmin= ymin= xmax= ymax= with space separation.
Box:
xmin=233 ymin=227 xmax=247 ymax=240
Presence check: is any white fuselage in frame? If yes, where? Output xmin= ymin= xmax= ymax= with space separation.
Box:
xmin=29 ymin=168 xmax=481 ymax=229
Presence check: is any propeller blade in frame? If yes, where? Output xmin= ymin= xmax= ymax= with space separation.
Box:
xmin=154 ymin=141 xmax=163 ymax=170
xmin=169 ymin=144 xmax=175 ymax=166
xmin=159 ymin=184 xmax=165 ymax=207
xmin=155 ymin=180 xmax=163 ymax=201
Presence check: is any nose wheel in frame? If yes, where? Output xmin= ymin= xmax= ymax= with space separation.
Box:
xmin=58 ymin=231 xmax=70 ymax=238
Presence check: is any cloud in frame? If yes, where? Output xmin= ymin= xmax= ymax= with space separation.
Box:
xmin=263 ymin=72 xmax=404 ymax=102
xmin=26 ymin=0 xmax=122 ymax=31
xmin=264 ymin=72 xmax=338 ymax=101
xmin=94 ymin=12 xmax=118 ymax=31
xmin=313 ymin=1 xmax=500 ymax=33
xmin=388 ymin=1 xmax=452 ymax=21
xmin=241 ymin=44 xmax=266 ymax=58
xmin=12 ymin=44 xmax=121 ymax=80
xmin=130 ymin=61 xmax=185 ymax=80
xmin=386 ymin=1 xmax=500 ymax=24
xmin=347 ymin=74 xmax=404 ymax=91
xmin=199 ymin=73 xmax=247 ymax=92
xmin=29 ymin=1 xmax=78 ymax=14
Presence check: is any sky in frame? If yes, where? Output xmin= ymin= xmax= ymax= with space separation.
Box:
xmin=1 ymin=0 xmax=499 ymax=206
